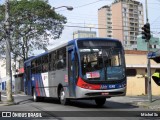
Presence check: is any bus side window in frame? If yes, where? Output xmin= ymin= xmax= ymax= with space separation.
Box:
xmin=37 ymin=58 xmax=42 ymax=73
xmin=42 ymin=55 xmax=48 ymax=72
xmin=49 ymin=53 xmax=52 ymax=71
xmin=56 ymin=47 xmax=66 ymax=70
xmin=52 ymin=51 xmax=56 ymax=71
xmin=57 ymin=55 xmax=64 ymax=69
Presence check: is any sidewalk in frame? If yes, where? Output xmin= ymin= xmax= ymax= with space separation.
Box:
xmin=135 ymin=96 xmax=160 ymax=110
xmin=0 ymin=101 xmax=15 ymax=106
xmin=0 ymin=91 xmax=16 ymax=106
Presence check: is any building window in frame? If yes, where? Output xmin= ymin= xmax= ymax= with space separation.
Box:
xmin=125 ymin=36 xmax=127 ymax=40
xmin=124 ymin=41 xmax=127 ymax=45
xmin=123 ymin=13 xmax=127 ymax=17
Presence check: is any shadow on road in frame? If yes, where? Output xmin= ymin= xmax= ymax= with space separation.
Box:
xmin=67 ymin=100 xmax=138 ymax=109
xmin=25 ymin=97 xmax=139 ymax=109
xmin=15 ymin=98 xmax=33 ymax=105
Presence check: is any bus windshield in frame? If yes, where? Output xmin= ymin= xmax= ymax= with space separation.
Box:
xmin=78 ymin=40 xmax=125 ymax=81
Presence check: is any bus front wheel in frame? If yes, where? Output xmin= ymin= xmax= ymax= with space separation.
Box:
xmin=95 ymin=98 xmax=106 ymax=107
xmin=59 ymin=87 xmax=69 ymax=105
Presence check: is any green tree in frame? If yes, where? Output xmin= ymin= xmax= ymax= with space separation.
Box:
xmin=0 ymin=0 xmax=66 ymax=61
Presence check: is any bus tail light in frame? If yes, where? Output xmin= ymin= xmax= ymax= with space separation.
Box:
xmin=77 ymin=77 xmax=100 ymax=90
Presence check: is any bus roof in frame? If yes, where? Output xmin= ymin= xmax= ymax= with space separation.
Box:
xmin=24 ymin=52 xmax=48 ymax=64
xmin=24 ymin=37 xmax=121 ymax=63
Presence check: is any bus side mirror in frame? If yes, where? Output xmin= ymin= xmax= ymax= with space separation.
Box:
xmin=152 ymin=73 xmax=160 ymax=86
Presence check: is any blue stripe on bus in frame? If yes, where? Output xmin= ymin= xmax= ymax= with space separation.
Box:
xmin=33 ymin=73 xmax=46 ymax=97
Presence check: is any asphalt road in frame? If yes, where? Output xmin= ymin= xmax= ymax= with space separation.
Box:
xmin=0 ymin=93 xmax=160 ymax=120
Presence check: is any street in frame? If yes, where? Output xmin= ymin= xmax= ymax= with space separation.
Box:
xmin=1 ymin=92 xmax=160 ymax=120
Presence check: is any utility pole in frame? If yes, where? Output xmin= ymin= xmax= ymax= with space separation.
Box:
xmin=5 ymin=0 xmax=13 ymax=102
xmin=145 ymin=0 xmax=152 ymax=102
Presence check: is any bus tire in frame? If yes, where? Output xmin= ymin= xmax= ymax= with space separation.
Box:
xmin=33 ymin=88 xmax=39 ymax=102
xmin=95 ymin=98 xmax=106 ymax=107
xmin=59 ymin=87 xmax=69 ymax=105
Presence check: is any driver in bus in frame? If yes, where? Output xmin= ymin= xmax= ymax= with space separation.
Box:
xmin=86 ymin=62 xmax=95 ymax=72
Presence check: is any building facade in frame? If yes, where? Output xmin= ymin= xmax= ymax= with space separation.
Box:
xmin=98 ymin=6 xmax=112 ymax=38
xmin=137 ymin=35 xmax=160 ymax=52
xmin=0 ymin=58 xmax=23 ymax=92
xmin=73 ymin=30 xmax=97 ymax=39
xmin=125 ymin=50 xmax=160 ymax=96
xmin=98 ymin=0 xmax=144 ymax=50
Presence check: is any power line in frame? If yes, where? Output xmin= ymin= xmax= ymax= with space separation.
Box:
xmin=72 ymin=0 xmax=107 ymax=9
xmin=151 ymin=15 xmax=160 ymax=25
xmin=63 ymin=24 xmax=140 ymax=31
xmin=57 ymin=0 xmax=111 ymax=12
xmin=63 ymin=24 xmax=160 ymax=32
xmin=67 ymin=21 xmax=142 ymax=28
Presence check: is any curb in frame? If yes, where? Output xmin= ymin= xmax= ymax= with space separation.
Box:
xmin=0 ymin=101 xmax=16 ymax=106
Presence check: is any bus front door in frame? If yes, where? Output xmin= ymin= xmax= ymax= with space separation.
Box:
xmin=25 ymin=66 xmax=32 ymax=95
xmin=68 ymin=49 xmax=76 ymax=97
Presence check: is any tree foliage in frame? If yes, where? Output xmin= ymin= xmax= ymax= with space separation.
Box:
xmin=0 ymin=0 xmax=66 ymax=61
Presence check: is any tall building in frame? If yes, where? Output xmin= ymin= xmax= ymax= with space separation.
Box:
xmin=98 ymin=0 xmax=144 ymax=50
xmin=98 ymin=6 xmax=112 ymax=38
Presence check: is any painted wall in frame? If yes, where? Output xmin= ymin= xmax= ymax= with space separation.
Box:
xmin=125 ymin=51 xmax=160 ymax=96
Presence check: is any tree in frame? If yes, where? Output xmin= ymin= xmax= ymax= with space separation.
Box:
xmin=0 ymin=0 xmax=67 ymax=61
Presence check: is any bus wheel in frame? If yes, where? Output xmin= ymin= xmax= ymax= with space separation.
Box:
xmin=33 ymin=88 xmax=39 ymax=102
xmin=95 ymin=98 xmax=106 ymax=107
xmin=59 ymin=87 xmax=69 ymax=105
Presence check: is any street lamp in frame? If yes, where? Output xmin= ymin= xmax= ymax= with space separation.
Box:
xmin=53 ymin=6 xmax=73 ymax=11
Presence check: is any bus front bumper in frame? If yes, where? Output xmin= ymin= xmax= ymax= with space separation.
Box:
xmin=75 ymin=86 xmax=126 ymax=99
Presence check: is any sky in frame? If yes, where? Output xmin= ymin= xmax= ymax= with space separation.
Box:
xmin=0 ymin=0 xmax=160 ymax=54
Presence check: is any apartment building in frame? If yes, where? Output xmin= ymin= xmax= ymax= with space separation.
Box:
xmin=98 ymin=6 xmax=112 ymax=38
xmin=98 ymin=0 xmax=144 ymax=50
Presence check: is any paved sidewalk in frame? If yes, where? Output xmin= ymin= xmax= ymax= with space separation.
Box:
xmin=0 ymin=91 xmax=16 ymax=106
xmin=107 ymin=95 xmax=160 ymax=110
xmin=135 ymin=96 xmax=160 ymax=110
xmin=0 ymin=101 xmax=15 ymax=106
